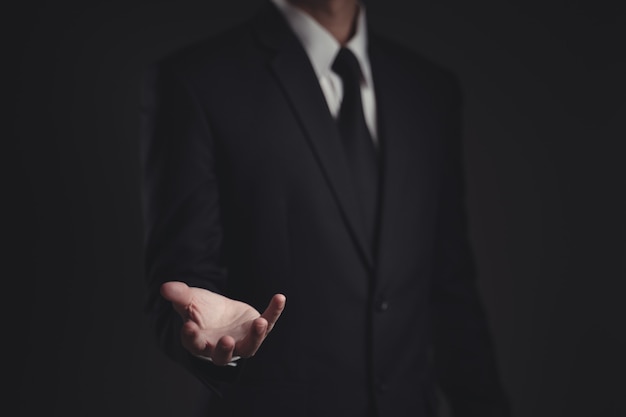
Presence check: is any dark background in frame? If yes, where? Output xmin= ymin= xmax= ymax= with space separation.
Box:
xmin=7 ymin=0 xmax=625 ymax=416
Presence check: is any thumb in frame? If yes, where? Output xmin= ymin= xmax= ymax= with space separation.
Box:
xmin=160 ymin=281 xmax=193 ymax=309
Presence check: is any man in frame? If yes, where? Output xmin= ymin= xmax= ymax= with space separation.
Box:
xmin=141 ymin=0 xmax=510 ymax=415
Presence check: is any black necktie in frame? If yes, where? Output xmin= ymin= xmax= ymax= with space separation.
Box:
xmin=332 ymin=47 xmax=380 ymax=252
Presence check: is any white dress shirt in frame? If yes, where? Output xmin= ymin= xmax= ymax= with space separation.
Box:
xmin=271 ymin=0 xmax=378 ymax=143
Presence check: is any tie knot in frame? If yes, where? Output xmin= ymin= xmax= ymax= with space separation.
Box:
xmin=332 ymin=47 xmax=362 ymax=83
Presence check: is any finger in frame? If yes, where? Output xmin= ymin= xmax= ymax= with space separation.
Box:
xmin=237 ymin=317 xmax=268 ymax=357
xmin=211 ymin=335 xmax=236 ymax=366
xmin=260 ymin=294 xmax=286 ymax=333
xmin=180 ymin=320 xmax=212 ymax=357
xmin=160 ymin=281 xmax=193 ymax=318
xmin=160 ymin=281 xmax=193 ymax=305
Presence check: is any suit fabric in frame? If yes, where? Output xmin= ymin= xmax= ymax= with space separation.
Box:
xmin=141 ymin=2 xmax=510 ymax=416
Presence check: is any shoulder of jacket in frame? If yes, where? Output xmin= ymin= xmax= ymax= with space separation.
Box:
xmin=147 ymin=7 xmax=266 ymax=82
xmin=369 ymin=31 xmax=461 ymax=94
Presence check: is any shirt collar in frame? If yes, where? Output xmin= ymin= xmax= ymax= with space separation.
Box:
xmin=271 ymin=0 xmax=372 ymax=86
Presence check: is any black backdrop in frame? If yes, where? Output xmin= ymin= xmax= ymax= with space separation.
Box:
xmin=8 ymin=0 xmax=625 ymax=416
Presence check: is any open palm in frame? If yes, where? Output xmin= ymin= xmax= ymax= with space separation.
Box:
xmin=161 ymin=281 xmax=286 ymax=366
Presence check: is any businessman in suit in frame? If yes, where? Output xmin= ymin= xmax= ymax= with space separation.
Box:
xmin=141 ymin=0 xmax=510 ymax=415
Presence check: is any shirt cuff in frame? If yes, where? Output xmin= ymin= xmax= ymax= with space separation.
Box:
xmin=194 ymin=355 xmax=241 ymax=367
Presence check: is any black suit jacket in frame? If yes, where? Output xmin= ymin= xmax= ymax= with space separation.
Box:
xmin=141 ymin=2 xmax=510 ymax=416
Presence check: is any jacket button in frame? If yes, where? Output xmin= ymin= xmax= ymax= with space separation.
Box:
xmin=376 ymin=300 xmax=389 ymax=312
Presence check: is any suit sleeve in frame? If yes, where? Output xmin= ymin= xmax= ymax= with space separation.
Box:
xmin=431 ymin=76 xmax=511 ymax=417
xmin=139 ymin=61 xmax=242 ymax=395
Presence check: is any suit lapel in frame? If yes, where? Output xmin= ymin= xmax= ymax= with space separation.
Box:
xmin=369 ymin=38 xmax=438 ymax=284
xmin=253 ymin=3 xmax=374 ymax=269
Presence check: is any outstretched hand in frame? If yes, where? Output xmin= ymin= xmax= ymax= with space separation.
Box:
xmin=160 ymin=281 xmax=286 ymax=366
